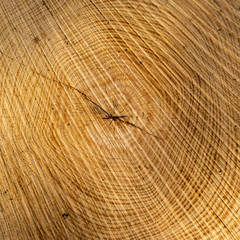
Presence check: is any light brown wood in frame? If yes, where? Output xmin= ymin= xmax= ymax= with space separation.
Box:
xmin=0 ymin=0 xmax=240 ymax=239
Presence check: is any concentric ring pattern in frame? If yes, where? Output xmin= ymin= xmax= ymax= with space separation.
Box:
xmin=0 ymin=0 xmax=240 ymax=239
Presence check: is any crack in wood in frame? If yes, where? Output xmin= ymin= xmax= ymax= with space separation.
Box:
xmin=0 ymin=50 xmax=159 ymax=139
xmin=52 ymin=80 xmax=160 ymax=139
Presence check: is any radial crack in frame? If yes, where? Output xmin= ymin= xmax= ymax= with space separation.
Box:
xmin=47 ymin=78 xmax=160 ymax=140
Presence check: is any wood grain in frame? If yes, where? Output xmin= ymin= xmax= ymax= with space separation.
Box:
xmin=0 ymin=0 xmax=240 ymax=239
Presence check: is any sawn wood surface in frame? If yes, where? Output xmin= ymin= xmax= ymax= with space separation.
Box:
xmin=0 ymin=0 xmax=240 ymax=239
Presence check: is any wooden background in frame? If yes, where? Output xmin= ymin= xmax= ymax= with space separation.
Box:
xmin=0 ymin=0 xmax=240 ymax=239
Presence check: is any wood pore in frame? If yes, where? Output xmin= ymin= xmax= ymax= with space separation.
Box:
xmin=0 ymin=0 xmax=240 ymax=239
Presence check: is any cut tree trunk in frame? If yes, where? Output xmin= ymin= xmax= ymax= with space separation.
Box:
xmin=0 ymin=0 xmax=240 ymax=239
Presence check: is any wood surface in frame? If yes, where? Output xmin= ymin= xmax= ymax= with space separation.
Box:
xmin=0 ymin=0 xmax=240 ymax=239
